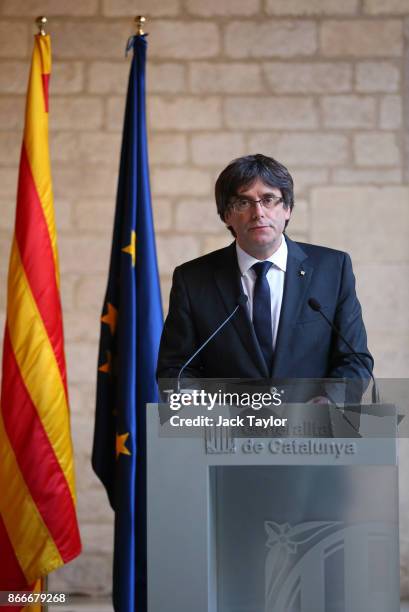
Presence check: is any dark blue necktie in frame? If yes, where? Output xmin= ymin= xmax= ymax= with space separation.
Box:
xmin=252 ymin=261 xmax=273 ymax=372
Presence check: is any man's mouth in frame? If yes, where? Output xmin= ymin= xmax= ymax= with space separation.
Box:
xmin=248 ymin=224 xmax=272 ymax=231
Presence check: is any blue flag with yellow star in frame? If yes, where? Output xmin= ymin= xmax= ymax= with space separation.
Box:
xmin=92 ymin=34 xmax=163 ymax=612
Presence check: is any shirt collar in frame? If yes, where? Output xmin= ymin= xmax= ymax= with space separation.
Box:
xmin=236 ymin=235 xmax=288 ymax=276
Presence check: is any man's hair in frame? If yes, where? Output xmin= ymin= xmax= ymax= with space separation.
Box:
xmin=215 ymin=154 xmax=295 ymax=229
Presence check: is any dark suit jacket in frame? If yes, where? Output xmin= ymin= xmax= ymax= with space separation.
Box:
xmin=156 ymin=236 xmax=373 ymax=384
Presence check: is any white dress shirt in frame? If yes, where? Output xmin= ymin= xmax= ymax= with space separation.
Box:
xmin=236 ymin=236 xmax=288 ymax=350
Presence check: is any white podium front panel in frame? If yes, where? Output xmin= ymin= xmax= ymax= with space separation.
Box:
xmin=146 ymin=404 xmax=399 ymax=612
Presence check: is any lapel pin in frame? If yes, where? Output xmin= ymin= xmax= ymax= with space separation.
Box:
xmin=299 ymin=269 xmax=306 ymax=277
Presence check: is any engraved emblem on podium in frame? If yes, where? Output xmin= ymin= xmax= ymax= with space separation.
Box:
xmin=204 ymin=423 xmax=236 ymax=454
xmin=263 ymin=520 xmax=394 ymax=611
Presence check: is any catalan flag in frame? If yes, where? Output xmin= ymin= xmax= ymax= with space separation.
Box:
xmin=0 ymin=33 xmax=81 ymax=604
xmin=92 ymin=34 xmax=163 ymax=612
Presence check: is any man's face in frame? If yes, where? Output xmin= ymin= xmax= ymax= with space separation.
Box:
xmin=224 ymin=178 xmax=291 ymax=259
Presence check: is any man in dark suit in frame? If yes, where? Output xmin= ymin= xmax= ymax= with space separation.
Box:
xmin=156 ymin=154 xmax=373 ymax=391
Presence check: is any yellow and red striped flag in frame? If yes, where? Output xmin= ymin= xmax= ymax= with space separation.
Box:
xmin=0 ymin=33 xmax=81 ymax=603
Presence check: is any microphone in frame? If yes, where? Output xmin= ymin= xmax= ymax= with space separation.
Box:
xmin=177 ymin=294 xmax=248 ymax=392
xmin=308 ymin=297 xmax=379 ymax=403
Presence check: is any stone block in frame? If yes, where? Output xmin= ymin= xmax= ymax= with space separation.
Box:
xmin=60 ymin=273 xmax=79 ymax=312
xmin=0 ymin=273 xmax=7 ymax=309
xmin=225 ymin=97 xmax=318 ymax=129
xmin=50 ymin=97 xmax=104 ymax=131
xmin=310 ymin=186 xmax=409 ymax=263
xmin=73 ymin=198 xmax=115 ymax=232
xmin=159 ymin=275 xmax=172 ymax=316
xmin=186 ymin=0 xmax=260 ymax=16
xmin=87 ymin=61 xmax=128 ymax=95
xmin=0 ymin=98 xmax=25 ymax=130
xmin=149 ymin=133 xmax=188 ymax=165
xmin=248 ymin=133 xmax=348 ymax=166
xmin=152 ymin=168 xmax=211 ymax=196
xmin=49 ymin=553 xmax=113 ymax=596
xmin=332 ymin=168 xmax=402 ymax=184
xmin=364 ymin=0 xmax=409 ymax=13
xmin=2 ymin=0 xmax=98 ymax=14
xmin=54 ymin=198 xmax=73 ymax=232
xmin=67 ymin=381 xmax=97 ymax=419
xmin=291 ymin=168 xmax=329 ymax=194
xmin=286 ymin=230 xmax=308 ymax=243
xmin=52 ymin=62 xmax=85 ymax=94
xmin=0 ymin=198 xmax=15 ymax=230
xmin=147 ymin=63 xmax=187 ymax=94
xmin=175 ymin=199 xmax=222 ymax=233
xmin=156 ymin=236 xmax=200 ymax=274
xmin=191 ymin=133 xmax=246 ymax=166
xmin=78 ymin=523 xmax=114 ymax=556
xmin=320 ymin=20 xmax=402 ymax=57
xmin=76 ymin=275 xmax=107 ymax=311
xmin=380 ymin=95 xmax=402 ymax=129
xmin=76 ymin=486 xmax=113 ymax=524
xmin=0 ymin=312 xmax=4 ymax=352
xmin=0 ymin=168 xmax=18 ymax=196
xmin=50 ymin=133 xmax=78 ymax=163
xmin=0 ymin=61 xmax=28 ymax=93
xmin=0 ymin=23 xmax=28 ymax=58
xmin=70 ymin=416 xmax=96 ymax=462
xmin=263 ymin=61 xmax=352 ymax=93
xmin=225 ymin=20 xmax=317 ymax=58
xmin=288 ymin=199 xmax=309 ymax=234
xmin=353 ymin=263 xmax=409 ymax=333
xmin=266 ymin=0 xmax=358 ymax=14
xmin=0 ymin=232 xmax=13 ymax=278
xmin=53 ymin=166 xmax=117 ymax=198
xmin=65 ymin=384 xmax=82 ymax=419
xmin=0 ymin=132 xmax=20 ymax=165
xmin=369 ymin=332 xmax=409 ymax=378
xmin=103 ymin=0 xmax=180 ymax=16
xmin=65 ymin=341 xmax=99 ymax=384
xmin=77 ymin=132 xmax=121 ymax=164
xmin=148 ymin=21 xmax=220 ymax=59
xmin=189 ymin=62 xmax=262 ymax=93
xmin=106 ymin=96 xmax=126 ymax=131
xmin=202 ymin=234 xmax=232 ymax=254
xmin=152 ymin=197 xmax=173 ymax=231
xmin=355 ymin=61 xmax=400 ymax=92
xmin=321 ymin=95 xmax=376 ymax=128
xmin=354 ymin=133 xmax=400 ymax=166
xmin=58 ymin=236 xmax=111 ymax=273
xmin=149 ymin=96 xmax=222 ymax=130
xmin=64 ymin=311 xmax=100 ymax=342
xmin=51 ymin=22 xmax=132 ymax=60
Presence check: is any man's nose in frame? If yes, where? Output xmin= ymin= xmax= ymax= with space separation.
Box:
xmin=251 ymin=201 xmax=264 ymax=217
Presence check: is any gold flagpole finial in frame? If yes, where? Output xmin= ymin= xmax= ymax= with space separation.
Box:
xmin=36 ymin=16 xmax=47 ymax=36
xmin=135 ymin=15 xmax=146 ymax=36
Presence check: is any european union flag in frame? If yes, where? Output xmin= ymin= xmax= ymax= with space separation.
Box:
xmin=92 ymin=34 xmax=163 ymax=612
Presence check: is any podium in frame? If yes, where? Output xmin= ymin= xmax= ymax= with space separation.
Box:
xmin=147 ymin=394 xmax=399 ymax=612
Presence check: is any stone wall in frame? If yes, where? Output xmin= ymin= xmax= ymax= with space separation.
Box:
xmin=0 ymin=0 xmax=408 ymax=598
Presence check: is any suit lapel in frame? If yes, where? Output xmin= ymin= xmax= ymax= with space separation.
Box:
xmin=214 ymin=243 xmax=269 ymax=378
xmin=272 ymin=236 xmax=313 ymax=377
